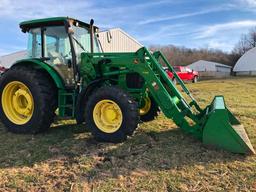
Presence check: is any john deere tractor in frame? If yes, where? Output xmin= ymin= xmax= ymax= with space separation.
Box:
xmin=0 ymin=17 xmax=254 ymax=154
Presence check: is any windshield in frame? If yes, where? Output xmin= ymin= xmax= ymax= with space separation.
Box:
xmin=72 ymin=25 xmax=101 ymax=56
xmin=186 ymin=68 xmax=192 ymax=72
xmin=173 ymin=66 xmax=181 ymax=72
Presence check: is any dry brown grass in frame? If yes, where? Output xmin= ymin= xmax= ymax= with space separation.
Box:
xmin=0 ymin=77 xmax=255 ymax=191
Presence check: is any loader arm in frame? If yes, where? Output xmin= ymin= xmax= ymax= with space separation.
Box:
xmin=82 ymin=47 xmax=255 ymax=154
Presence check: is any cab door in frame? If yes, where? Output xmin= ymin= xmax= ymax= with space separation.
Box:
xmin=184 ymin=67 xmax=194 ymax=80
xmin=178 ymin=67 xmax=187 ymax=80
xmin=44 ymin=26 xmax=75 ymax=87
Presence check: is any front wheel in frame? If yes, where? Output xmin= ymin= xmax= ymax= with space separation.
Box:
xmin=193 ymin=76 xmax=198 ymax=83
xmin=139 ymin=96 xmax=160 ymax=122
xmin=85 ymin=86 xmax=139 ymax=143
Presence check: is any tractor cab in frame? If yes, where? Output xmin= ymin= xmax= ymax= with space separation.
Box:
xmin=20 ymin=17 xmax=101 ymax=87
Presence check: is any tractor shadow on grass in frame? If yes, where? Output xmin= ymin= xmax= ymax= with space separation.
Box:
xmin=0 ymin=120 xmax=248 ymax=180
xmin=0 ymin=120 xmax=91 ymax=168
xmin=85 ymin=128 xmax=249 ymax=181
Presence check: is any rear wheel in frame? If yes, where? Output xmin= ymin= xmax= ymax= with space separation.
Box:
xmin=140 ymin=96 xmax=160 ymax=122
xmin=0 ymin=66 xmax=57 ymax=133
xmin=85 ymin=86 xmax=139 ymax=143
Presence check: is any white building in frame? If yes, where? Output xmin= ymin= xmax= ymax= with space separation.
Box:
xmin=98 ymin=28 xmax=143 ymax=52
xmin=0 ymin=51 xmax=27 ymax=69
xmin=233 ymin=47 xmax=256 ymax=76
xmin=188 ymin=60 xmax=232 ymax=79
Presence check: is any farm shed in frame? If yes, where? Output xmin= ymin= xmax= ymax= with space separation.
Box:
xmin=0 ymin=50 xmax=27 ymax=69
xmin=98 ymin=28 xmax=143 ymax=52
xmin=187 ymin=60 xmax=232 ymax=79
xmin=233 ymin=47 xmax=256 ymax=76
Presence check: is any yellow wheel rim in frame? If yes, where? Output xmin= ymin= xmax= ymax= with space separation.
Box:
xmin=93 ymin=99 xmax=123 ymax=133
xmin=2 ymin=81 xmax=34 ymax=125
xmin=139 ymin=97 xmax=151 ymax=115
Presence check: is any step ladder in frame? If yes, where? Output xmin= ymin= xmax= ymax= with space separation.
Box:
xmin=58 ymin=89 xmax=77 ymax=117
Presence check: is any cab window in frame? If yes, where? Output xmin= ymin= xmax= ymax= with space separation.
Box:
xmin=180 ymin=67 xmax=186 ymax=72
xmin=173 ymin=66 xmax=181 ymax=72
xmin=185 ymin=68 xmax=192 ymax=73
xmin=27 ymin=26 xmax=71 ymax=66
xmin=44 ymin=26 xmax=71 ymax=65
xmin=27 ymin=28 xmax=42 ymax=58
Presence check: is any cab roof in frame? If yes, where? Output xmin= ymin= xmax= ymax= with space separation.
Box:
xmin=20 ymin=17 xmax=97 ymax=33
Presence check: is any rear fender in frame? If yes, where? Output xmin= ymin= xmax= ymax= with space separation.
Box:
xmin=12 ymin=59 xmax=65 ymax=89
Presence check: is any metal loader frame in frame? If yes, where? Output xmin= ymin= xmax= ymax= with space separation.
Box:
xmin=79 ymin=47 xmax=255 ymax=154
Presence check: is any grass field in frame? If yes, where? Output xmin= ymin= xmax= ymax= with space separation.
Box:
xmin=0 ymin=77 xmax=255 ymax=192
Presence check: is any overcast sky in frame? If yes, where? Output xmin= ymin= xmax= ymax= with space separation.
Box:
xmin=0 ymin=0 xmax=256 ymax=56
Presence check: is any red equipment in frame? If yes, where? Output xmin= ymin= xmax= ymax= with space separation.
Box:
xmin=165 ymin=66 xmax=199 ymax=83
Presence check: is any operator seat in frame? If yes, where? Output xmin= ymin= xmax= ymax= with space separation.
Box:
xmin=48 ymin=51 xmax=65 ymax=65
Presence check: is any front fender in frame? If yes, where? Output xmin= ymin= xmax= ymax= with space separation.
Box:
xmin=75 ymin=78 xmax=108 ymax=124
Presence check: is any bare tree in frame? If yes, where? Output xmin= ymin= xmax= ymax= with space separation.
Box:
xmin=232 ymin=27 xmax=256 ymax=56
xmin=149 ymin=27 xmax=256 ymax=68
xmin=248 ymin=27 xmax=256 ymax=47
xmin=149 ymin=45 xmax=233 ymax=67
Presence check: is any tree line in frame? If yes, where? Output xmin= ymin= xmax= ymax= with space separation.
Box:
xmin=149 ymin=27 xmax=256 ymax=67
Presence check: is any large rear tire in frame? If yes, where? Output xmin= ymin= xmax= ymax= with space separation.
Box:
xmin=85 ymin=86 xmax=139 ymax=143
xmin=139 ymin=96 xmax=160 ymax=122
xmin=0 ymin=66 xmax=57 ymax=134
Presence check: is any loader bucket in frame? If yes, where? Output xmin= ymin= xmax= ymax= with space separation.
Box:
xmin=202 ymin=96 xmax=255 ymax=154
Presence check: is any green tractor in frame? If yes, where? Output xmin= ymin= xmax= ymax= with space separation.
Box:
xmin=0 ymin=17 xmax=254 ymax=154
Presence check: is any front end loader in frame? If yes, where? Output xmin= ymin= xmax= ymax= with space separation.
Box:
xmin=0 ymin=17 xmax=254 ymax=154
